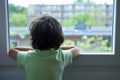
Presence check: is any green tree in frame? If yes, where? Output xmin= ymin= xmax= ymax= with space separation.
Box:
xmin=74 ymin=0 xmax=85 ymax=4
xmin=62 ymin=12 xmax=93 ymax=27
xmin=62 ymin=8 xmax=106 ymax=27
xmin=90 ymin=8 xmax=106 ymax=27
xmin=9 ymin=12 xmax=27 ymax=26
xmin=9 ymin=4 xmax=27 ymax=26
xmin=74 ymin=0 xmax=94 ymax=4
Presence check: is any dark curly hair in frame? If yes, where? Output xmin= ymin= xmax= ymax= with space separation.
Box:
xmin=29 ymin=15 xmax=64 ymax=50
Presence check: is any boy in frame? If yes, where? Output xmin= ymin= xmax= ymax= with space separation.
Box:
xmin=9 ymin=15 xmax=79 ymax=80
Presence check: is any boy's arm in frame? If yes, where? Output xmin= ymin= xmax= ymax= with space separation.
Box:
xmin=60 ymin=45 xmax=74 ymax=50
xmin=60 ymin=45 xmax=80 ymax=57
xmin=8 ymin=48 xmax=19 ymax=60
xmin=14 ymin=47 xmax=34 ymax=51
xmin=8 ymin=47 xmax=34 ymax=60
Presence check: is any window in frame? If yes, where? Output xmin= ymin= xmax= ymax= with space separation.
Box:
xmin=0 ymin=0 xmax=120 ymax=69
xmin=8 ymin=0 xmax=115 ymax=55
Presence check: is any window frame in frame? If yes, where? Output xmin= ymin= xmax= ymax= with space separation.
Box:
xmin=0 ymin=0 xmax=15 ymax=65
xmin=0 ymin=0 xmax=120 ymax=66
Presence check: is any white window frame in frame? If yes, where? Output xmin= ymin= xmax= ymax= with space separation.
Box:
xmin=0 ymin=0 xmax=120 ymax=66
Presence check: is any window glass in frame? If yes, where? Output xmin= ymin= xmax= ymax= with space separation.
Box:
xmin=8 ymin=0 xmax=114 ymax=54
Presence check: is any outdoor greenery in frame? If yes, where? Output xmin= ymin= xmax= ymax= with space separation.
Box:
xmin=61 ymin=9 xmax=106 ymax=27
xmin=74 ymin=0 xmax=94 ymax=4
xmin=9 ymin=3 xmax=107 ymax=27
xmin=61 ymin=0 xmax=107 ymax=27
xmin=63 ymin=36 xmax=111 ymax=52
xmin=9 ymin=4 xmax=27 ymax=26
xmin=9 ymin=3 xmax=111 ymax=52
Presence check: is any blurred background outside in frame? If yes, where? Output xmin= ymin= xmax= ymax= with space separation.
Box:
xmin=9 ymin=0 xmax=113 ymax=53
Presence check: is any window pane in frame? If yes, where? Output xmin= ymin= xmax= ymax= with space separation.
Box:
xmin=9 ymin=0 xmax=114 ymax=54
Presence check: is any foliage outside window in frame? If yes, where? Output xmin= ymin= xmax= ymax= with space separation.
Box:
xmin=9 ymin=0 xmax=113 ymax=53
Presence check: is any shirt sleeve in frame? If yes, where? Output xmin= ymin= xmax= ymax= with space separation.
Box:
xmin=17 ymin=51 xmax=27 ymax=68
xmin=62 ymin=50 xmax=73 ymax=67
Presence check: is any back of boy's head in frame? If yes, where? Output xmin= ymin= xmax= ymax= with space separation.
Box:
xmin=29 ymin=14 xmax=64 ymax=50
